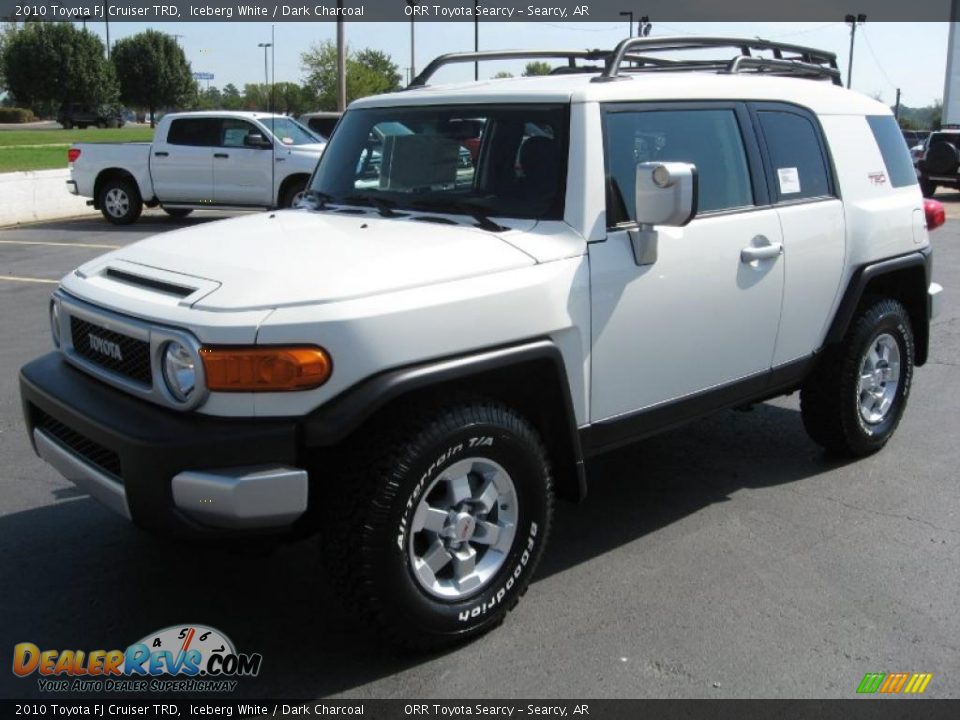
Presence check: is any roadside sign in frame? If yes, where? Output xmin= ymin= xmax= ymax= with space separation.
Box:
xmin=193 ymin=72 xmax=215 ymax=80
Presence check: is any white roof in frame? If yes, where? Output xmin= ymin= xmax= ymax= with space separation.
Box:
xmin=350 ymin=72 xmax=889 ymax=116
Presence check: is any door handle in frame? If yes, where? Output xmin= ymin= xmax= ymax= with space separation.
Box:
xmin=275 ymin=157 xmax=286 ymax=162
xmin=740 ymin=238 xmax=783 ymax=263
xmin=214 ymin=153 xmax=229 ymax=159
xmin=153 ymin=151 xmax=168 ymax=157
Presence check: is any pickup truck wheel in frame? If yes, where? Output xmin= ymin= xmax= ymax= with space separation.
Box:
xmin=321 ymin=400 xmax=553 ymax=649
xmin=801 ymin=299 xmax=914 ymax=456
xmin=920 ymin=180 xmax=937 ymax=198
xmin=162 ymin=208 xmax=193 ymax=218
xmin=99 ymin=178 xmax=143 ymax=225
xmin=281 ymin=178 xmax=308 ymax=208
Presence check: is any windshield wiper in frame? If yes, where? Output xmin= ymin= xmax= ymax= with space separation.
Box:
xmin=342 ymin=193 xmax=403 ymax=218
xmin=412 ymin=199 xmax=507 ymax=232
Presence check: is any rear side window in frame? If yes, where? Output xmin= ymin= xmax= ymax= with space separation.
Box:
xmin=166 ymin=118 xmax=219 ymax=147
xmin=604 ymin=108 xmax=754 ymax=221
xmin=757 ymin=110 xmax=832 ymax=201
xmin=867 ymin=115 xmax=919 ymax=188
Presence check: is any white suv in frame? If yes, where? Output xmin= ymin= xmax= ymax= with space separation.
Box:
xmin=20 ymin=37 xmax=944 ymax=648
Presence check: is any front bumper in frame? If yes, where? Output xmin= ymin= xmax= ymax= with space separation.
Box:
xmin=21 ymin=352 xmax=307 ymax=536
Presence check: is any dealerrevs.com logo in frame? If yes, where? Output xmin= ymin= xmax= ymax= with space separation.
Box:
xmin=12 ymin=624 xmax=262 ymax=693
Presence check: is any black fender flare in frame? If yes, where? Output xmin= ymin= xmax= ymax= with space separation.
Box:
xmin=301 ymin=338 xmax=588 ymax=501
xmin=825 ymin=247 xmax=932 ymax=365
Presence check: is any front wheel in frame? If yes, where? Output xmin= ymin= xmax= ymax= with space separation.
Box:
xmin=801 ymin=299 xmax=914 ymax=456
xmin=320 ymin=400 xmax=554 ymax=649
xmin=280 ymin=178 xmax=308 ymax=208
xmin=98 ymin=177 xmax=143 ymax=225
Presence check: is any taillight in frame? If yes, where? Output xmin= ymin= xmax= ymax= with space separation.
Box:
xmin=67 ymin=148 xmax=81 ymax=163
xmin=924 ymin=199 xmax=946 ymax=231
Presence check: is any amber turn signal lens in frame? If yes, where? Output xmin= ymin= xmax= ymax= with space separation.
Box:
xmin=200 ymin=346 xmax=332 ymax=392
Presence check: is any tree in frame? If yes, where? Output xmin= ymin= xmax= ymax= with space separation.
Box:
xmin=111 ymin=30 xmax=194 ymax=127
xmin=492 ymin=71 xmax=514 ymax=79
xmin=2 ymin=22 xmax=117 ymax=115
xmin=301 ymin=40 xmax=402 ymax=110
xmin=221 ymin=83 xmax=243 ymax=110
xmin=522 ymin=61 xmax=553 ymax=77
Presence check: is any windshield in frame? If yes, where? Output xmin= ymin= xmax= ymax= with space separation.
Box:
xmin=309 ymin=104 xmax=569 ymax=220
xmin=264 ymin=117 xmax=323 ymax=146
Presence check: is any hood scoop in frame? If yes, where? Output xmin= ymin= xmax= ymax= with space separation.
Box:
xmin=104 ymin=267 xmax=195 ymax=298
xmin=77 ymin=259 xmax=222 ymax=308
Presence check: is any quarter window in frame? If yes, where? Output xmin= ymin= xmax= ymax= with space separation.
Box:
xmin=604 ymin=108 xmax=754 ymax=223
xmin=757 ymin=111 xmax=832 ymax=201
xmin=867 ymin=115 xmax=919 ymax=188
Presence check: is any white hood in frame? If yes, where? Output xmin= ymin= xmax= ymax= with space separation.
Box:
xmin=74 ymin=210 xmax=537 ymax=311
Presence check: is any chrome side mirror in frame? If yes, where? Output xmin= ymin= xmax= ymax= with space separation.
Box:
xmin=630 ymin=162 xmax=698 ymax=266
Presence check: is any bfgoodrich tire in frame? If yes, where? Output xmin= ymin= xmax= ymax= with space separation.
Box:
xmin=320 ymin=400 xmax=553 ymax=650
xmin=801 ymin=298 xmax=914 ymax=456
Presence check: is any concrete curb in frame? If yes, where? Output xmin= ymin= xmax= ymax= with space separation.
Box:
xmin=0 ymin=169 xmax=97 ymax=227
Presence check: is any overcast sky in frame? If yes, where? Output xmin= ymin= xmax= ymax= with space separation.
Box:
xmin=80 ymin=21 xmax=950 ymax=108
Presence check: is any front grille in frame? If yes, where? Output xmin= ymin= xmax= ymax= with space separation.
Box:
xmin=70 ymin=316 xmax=152 ymax=386
xmin=34 ymin=409 xmax=123 ymax=481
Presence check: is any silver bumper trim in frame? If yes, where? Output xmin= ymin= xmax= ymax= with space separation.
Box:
xmin=172 ymin=465 xmax=308 ymax=530
xmin=34 ymin=429 xmax=131 ymax=520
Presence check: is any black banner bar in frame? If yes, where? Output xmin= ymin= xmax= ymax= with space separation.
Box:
xmin=3 ymin=700 xmax=960 ymax=719
xmin=0 ymin=0 xmax=955 ymax=23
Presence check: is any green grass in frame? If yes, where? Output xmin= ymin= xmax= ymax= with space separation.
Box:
xmin=0 ymin=127 xmax=155 ymax=172
xmin=0 ymin=146 xmax=72 ymax=172
xmin=0 ymin=126 xmax=154 ymax=148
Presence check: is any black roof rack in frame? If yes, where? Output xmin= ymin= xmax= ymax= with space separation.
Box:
xmin=407 ymin=36 xmax=842 ymax=89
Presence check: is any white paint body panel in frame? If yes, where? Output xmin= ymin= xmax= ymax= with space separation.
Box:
xmin=53 ymin=68 xmax=933 ymax=431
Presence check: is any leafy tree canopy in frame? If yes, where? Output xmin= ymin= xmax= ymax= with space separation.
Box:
xmin=522 ymin=61 xmax=553 ymax=77
xmin=2 ymin=22 xmax=116 ymax=113
xmin=112 ymin=30 xmax=194 ymax=126
xmin=301 ymin=40 xmax=401 ymax=110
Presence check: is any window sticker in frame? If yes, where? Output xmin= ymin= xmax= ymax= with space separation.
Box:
xmin=777 ymin=167 xmax=801 ymax=195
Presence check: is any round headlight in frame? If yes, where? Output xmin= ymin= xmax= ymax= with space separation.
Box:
xmin=49 ymin=300 xmax=61 ymax=348
xmin=162 ymin=341 xmax=196 ymax=402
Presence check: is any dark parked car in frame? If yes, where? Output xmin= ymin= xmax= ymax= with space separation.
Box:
xmin=58 ymin=103 xmax=125 ymax=130
xmin=917 ymin=130 xmax=960 ymax=197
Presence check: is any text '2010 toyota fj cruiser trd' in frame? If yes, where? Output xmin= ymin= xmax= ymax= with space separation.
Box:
xmin=20 ymin=37 xmax=945 ymax=648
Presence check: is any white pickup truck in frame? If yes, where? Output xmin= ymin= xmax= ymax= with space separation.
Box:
xmin=67 ymin=111 xmax=326 ymax=224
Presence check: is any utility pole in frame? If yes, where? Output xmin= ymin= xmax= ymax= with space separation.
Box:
xmin=336 ymin=0 xmax=346 ymax=111
xmin=619 ymin=11 xmax=634 ymax=37
xmin=845 ymin=13 xmax=866 ymax=89
xmin=271 ymin=25 xmax=275 ymax=114
xmin=105 ymin=18 xmax=110 ymax=60
xmin=474 ymin=0 xmax=479 ymax=80
xmin=895 ymin=88 xmax=902 ymax=121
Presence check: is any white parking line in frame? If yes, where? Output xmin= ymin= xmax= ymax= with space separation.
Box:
xmin=0 ymin=276 xmax=58 ymax=284
xmin=0 ymin=240 xmax=119 ymax=250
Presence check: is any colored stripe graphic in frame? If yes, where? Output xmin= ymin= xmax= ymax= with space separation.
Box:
xmin=857 ymin=673 xmax=886 ymax=693
xmin=857 ymin=672 xmax=933 ymax=694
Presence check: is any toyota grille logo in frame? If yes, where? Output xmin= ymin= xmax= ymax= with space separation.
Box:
xmin=88 ymin=333 xmax=123 ymax=361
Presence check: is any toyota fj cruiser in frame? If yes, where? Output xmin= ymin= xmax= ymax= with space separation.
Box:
xmin=20 ymin=37 xmax=945 ymax=648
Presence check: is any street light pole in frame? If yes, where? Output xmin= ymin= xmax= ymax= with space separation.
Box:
xmin=845 ymin=13 xmax=866 ymax=89
xmin=474 ymin=0 xmax=479 ymax=80
xmin=257 ymin=42 xmax=272 ymax=110
xmin=336 ymin=0 xmax=346 ymax=111
xmin=105 ymin=18 xmax=110 ymax=59
xmin=405 ymin=0 xmax=416 ymax=83
xmin=619 ymin=11 xmax=634 ymax=37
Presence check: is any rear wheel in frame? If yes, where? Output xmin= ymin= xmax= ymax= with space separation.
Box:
xmin=98 ymin=177 xmax=143 ymax=225
xmin=920 ymin=179 xmax=937 ymax=198
xmin=801 ymin=299 xmax=914 ymax=456
xmin=320 ymin=400 xmax=553 ymax=649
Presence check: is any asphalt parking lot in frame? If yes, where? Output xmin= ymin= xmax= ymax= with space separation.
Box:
xmin=0 ymin=204 xmax=958 ymax=700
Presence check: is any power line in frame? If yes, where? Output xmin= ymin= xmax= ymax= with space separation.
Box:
xmin=859 ymin=26 xmax=899 ymax=93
